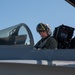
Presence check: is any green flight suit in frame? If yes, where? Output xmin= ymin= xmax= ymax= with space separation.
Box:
xmin=34 ymin=35 xmax=58 ymax=49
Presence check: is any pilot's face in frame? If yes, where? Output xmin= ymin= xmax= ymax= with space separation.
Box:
xmin=39 ymin=31 xmax=48 ymax=38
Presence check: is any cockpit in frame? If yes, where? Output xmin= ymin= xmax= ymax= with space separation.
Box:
xmin=0 ymin=23 xmax=34 ymax=46
xmin=0 ymin=23 xmax=75 ymax=49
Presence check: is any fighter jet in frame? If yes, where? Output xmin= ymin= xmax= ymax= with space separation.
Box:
xmin=0 ymin=0 xmax=75 ymax=75
xmin=0 ymin=22 xmax=74 ymax=75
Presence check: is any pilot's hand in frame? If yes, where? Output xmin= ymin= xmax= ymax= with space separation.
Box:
xmin=33 ymin=47 xmax=41 ymax=50
xmin=37 ymin=48 xmax=41 ymax=50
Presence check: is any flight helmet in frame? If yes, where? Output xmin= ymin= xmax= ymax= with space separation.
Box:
xmin=36 ymin=23 xmax=52 ymax=35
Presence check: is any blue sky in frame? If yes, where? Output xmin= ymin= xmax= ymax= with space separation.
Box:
xmin=0 ymin=0 xmax=75 ymax=43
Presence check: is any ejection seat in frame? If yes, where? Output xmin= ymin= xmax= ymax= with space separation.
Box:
xmin=53 ymin=24 xmax=75 ymax=49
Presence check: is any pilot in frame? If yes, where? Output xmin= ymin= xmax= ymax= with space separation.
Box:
xmin=34 ymin=23 xmax=58 ymax=50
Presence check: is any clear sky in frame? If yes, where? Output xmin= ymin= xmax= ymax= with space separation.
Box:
xmin=0 ymin=0 xmax=75 ymax=44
